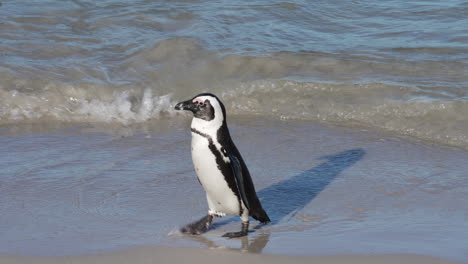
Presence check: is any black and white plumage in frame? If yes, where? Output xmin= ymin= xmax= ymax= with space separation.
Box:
xmin=175 ymin=93 xmax=270 ymax=238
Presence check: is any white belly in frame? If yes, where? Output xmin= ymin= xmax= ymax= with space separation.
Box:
xmin=191 ymin=133 xmax=240 ymax=216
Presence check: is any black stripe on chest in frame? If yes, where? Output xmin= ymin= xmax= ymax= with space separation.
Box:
xmin=191 ymin=128 xmax=230 ymax=170
xmin=191 ymin=128 xmax=242 ymax=213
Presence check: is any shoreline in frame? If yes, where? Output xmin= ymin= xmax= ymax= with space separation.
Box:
xmin=1 ymin=118 xmax=466 ymax=261
xmin=1 ymin=116 xmax=468 ymax=152
xmin=0 ymin=246 xmax=462 ymax=264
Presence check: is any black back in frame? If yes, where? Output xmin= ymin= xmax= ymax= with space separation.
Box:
xmin=214 ymin=101 xmax=270 ymax=223
xmin=221 ymin=129 xmax=270 ymax=223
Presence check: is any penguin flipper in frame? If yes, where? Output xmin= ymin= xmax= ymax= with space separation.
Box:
xmin=229 ymin=154 xmax=250 ymax=211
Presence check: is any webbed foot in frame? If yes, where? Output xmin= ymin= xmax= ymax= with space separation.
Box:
xmin=222 ymin=230 xmax=248 ymax=238
xmin=180 ymin=215 xmax=213 ymax=235
xmin=222 ymin=222 xmax=249 ymax=238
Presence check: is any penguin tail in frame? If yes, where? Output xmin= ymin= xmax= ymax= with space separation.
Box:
xmin=251 ymin=208 xmax=271 ymax=224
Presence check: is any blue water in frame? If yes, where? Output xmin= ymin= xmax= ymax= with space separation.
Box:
xmin=3 ymin=0 xmax=467 ymax=56
xmin=0 ymin=0 xmax=467 ymax=147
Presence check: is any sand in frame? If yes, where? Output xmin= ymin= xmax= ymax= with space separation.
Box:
xmin=1 ymin=117 xmax=467 ymax=262
xmin=0 ymin=246 xmax=461 ymax=264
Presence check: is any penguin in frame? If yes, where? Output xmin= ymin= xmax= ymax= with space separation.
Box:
xmin=175 ymin=93 xmax=270 ymax=238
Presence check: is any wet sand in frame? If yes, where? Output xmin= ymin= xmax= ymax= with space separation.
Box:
xmin=0 ymin=246 xmax=461 ymax=264
xmin=1 ymin=117 xmax=467 ymax=262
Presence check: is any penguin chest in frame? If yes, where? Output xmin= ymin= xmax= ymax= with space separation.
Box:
xmin=191 ymin=133 xmax=240 ymax=215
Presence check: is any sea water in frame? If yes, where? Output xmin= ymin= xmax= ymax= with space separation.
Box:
xmin=0 ymin=0 xmax=467 ymax=147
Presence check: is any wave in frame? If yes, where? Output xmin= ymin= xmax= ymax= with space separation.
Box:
xmin=0 ymin=85 xmax=174 ymax=125
xmin=221 ymin=80 xmax=468 ymax=149
xmin=1 ymin=77 xmax=467 ymax=149
xmin=1 ymin=37 xmax=467 ymax=149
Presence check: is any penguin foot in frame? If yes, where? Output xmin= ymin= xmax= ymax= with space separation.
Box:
xmin=222 ymin=222 xmax=249 ymax=238
xmin=180 ymin=215 xmax=213 ymax=235
xmin=222 ymin=230 xmax=248 ymax=238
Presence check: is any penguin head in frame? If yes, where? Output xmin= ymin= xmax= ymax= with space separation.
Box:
xmin=175 ymin=93 xmax=226 ymax=123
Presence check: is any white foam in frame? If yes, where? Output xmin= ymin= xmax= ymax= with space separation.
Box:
xmin=0 ymin=86 xmax=178 ymax=125
xmin=76 ymin=89 xmax=176 ymax=124
xmin=1 ymin=79 xmax=468 ymax=149
xmin=222 ymin=80 xmax=468 ymax=149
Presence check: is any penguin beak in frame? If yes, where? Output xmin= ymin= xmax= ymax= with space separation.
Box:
xmin=175 ymin=99 xmax=197 ymax=112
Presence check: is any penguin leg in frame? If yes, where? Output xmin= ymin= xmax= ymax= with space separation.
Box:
xmin=222 ymin=221 xmax=249 ymax=238
xmin=180 ymin=215 xmax=213 ymax=235
xmin=222 ymin=205 xmax=250 ymax=238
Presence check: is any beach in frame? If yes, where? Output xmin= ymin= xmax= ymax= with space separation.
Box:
xmin=1 ymin=0 xmax=467 ymax=263
xmin=0 ymin=246 xmax=461 ymax=264
xmin=1 ymin=118 xmax=467 ymax=262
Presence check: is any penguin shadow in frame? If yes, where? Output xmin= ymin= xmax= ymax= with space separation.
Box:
xmin=215 ymin=148 xmax=365 ymax=227
xmin=259 ymin=148 xmax=365 ymax=224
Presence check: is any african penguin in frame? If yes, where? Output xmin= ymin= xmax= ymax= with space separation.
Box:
xmin=175 ymin=93 xmax=270 ymax=238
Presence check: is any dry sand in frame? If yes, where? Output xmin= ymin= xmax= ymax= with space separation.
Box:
xmin=0 ymin=246 xmax=461 ymax=264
